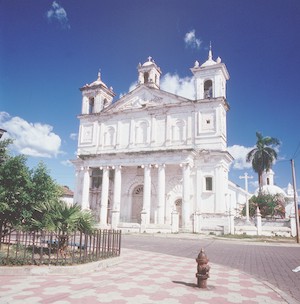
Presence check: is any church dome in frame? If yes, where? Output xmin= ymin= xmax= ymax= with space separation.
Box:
xmin=200 ymin=46 xmax=217 ymax=68
xmin=201 ymin=57 xmax=217 ymax=67
xmin=88 ymin=71 xmax=108 ymax=88
xmin=256 ymin=185 xmax=287 ymax=196
xmin=254 ymin=169 xmax=287 ymax=197
xmin=82 ymin=71 xmax=108 ymax=89
xmin=142 ymin=56 xmax=156 ymax=67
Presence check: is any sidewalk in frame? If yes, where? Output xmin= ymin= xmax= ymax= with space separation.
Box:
xmin=0 ymin=248 xmax=296 ymax=304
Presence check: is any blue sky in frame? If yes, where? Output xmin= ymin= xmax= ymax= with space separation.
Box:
xmin=1 ymin=0 xmax=300 ymax=194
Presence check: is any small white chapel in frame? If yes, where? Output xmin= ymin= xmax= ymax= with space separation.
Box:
xmin=71 ymin=49 xmax=249 ymax=234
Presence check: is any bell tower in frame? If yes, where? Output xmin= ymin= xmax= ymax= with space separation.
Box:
xmin=191 ymin=46 xmax=229 ymax=100
xmin=80 ymin=71 xmax=115 ymax=115
xmin=138 ymin=56 xmax=162 ymax=89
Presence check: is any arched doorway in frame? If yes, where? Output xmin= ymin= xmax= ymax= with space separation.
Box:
xmin=175 ymin=199 xmax=182 ymax=228
xmin=132 ymin=185 xmax=143 ymax=223
xmin=204 ymin=80 xmax=213 ymax=98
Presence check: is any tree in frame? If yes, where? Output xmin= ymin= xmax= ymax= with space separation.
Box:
xmin=0 ymin=139 xmax=94 ymax=244
xmin=32 ymin=200 xmax=94 ymax=233
xmin=31 ymin=162 xmax=62 ymax=203
xmin=246 ymin=132 xmax=280 ymax=191
xmin=0 ymin=141 xmax=64 ymax=235
xmin=0 ymin=138 xmax=13 ymax=165
xmin=0 ymin=153 xmax=32 ymax=233
xmin=242 ymin=193 xmax=286 ymax=218
xmin=31 ymin=200 xmax=95 ymax=254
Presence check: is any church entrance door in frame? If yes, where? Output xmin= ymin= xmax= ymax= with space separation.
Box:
xmin=175 ymin=199 xmax=182 ymax=228
xmin=132 ymin=185 xmax=143 ymax=223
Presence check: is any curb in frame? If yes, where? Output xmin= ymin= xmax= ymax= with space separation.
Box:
xmin=0 ymin=255 xmax=121 ymax=276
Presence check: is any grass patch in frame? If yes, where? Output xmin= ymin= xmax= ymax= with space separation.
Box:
xmin=218 ymin=234 xmax=296 ymax=243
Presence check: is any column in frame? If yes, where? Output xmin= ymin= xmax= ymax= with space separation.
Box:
xmin=81 ymin=166 xmax=90 ymax=210
xmin=129 ymin=118 xmax=135 ymax=147
xmin=255 ymin=206 xmax=262 ymax=236
xmin=290 ymin=208 xmax=296 ymax=237
xmin=141 ymin=164 xmax=151 ymax=225
xmin=157 ymin=164 xmax=165 ymax=225
xmin=196 ymin=167 xmax=202 ymax=212
xmin=187 ymin=114 xmax=192 ymax=144
xmin=182 ymin=163 xmax=191 ymax=229
xmin=165 ymin=115 xmax=171 ymax=146
xmin=111 ymin=166 xmax=122 ymax=229
xmin=116 ymin=121 xmax=121 ymax=148
xmin=171 ymin=209 xmax=179 ymax=233
xmin=99 ymin=123 xmax=104 ymax=149
xmin=229 ymin=208 xmax=235 ymax=235
xmin=214 ymin=165 xmax=223 ymax=213
xmin=150 ymin=115 xmax=156 ymax=145
xmin=100 ymin=167 xmax=109 ymax=225
xmin=73 ymin=167 xmax=81 ymax=205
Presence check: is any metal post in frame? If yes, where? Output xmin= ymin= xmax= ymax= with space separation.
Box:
xmin=291 ymin=159 xmax=300 ymax=243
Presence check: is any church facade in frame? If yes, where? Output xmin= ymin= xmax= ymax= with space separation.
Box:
xmin=72 ymin=50 xmax=247 ymax=234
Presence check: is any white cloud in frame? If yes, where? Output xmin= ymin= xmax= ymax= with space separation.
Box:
xmin=61 ymin=159 xmax=73 ymax=167
xmin=126 ymin=73 xmax=195 ymax=100
xmin=250 ymin=180 xmax=258 ymax=189
xmin=228 ymin=145 xmax=254 ymax=170
xmin=46 ymin=1 xmax=70 ymax=29
xmin=160 ymin=73 xmax=195 ymax=99
xmin=69 ymin=133 xmax=77 ymax=140
xmin=0 ymin=112 xmax=62 ymax=158
xmin=184 ymin=30 xmax=202 ymax=49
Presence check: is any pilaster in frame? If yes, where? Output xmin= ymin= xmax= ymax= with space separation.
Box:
xmin=157 ymin=164 xmax=166 ymax=225
xmin=100 ymin=167 xmax=109 ymax=226
xmin=111 ymin=166 xmax=122 ymax=229
xmin=81 ymin=166 xmax=90 ymax=210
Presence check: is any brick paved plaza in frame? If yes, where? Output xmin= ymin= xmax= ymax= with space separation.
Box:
xmin=0 ymin=234 xmax=299 ymax=303
xmin=122 ymin=234 xmax=300 ymax=302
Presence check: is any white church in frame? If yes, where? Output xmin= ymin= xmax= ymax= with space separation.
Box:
xmin=71 ymin=49 xmax=249 ymax=234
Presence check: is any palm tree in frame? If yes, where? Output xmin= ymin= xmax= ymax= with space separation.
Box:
xmin=32 ymin=200 xmax=94 ymax=233
xmin=31 ymin=200 xmax=95 ymax=255
xmin=246 ymin=132 xmax=280 ymax=191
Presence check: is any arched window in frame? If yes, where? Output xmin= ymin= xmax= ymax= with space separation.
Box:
xmin=103 ymin=98 xmax=108 ymax=108
xmin=172 ymin=119 xmax=185 ymax=142
xmin=104 ymin=127 xmax=115 ymax=146
xmin=136 ymin=121 xmax=148 ymax=144
xmin=144 ymin=72 xmax=149 ymax=83
xmin=204 ymin=80 xmax=213 ymax=98
xmin=88 ymin=97 xmax=94 ymax=114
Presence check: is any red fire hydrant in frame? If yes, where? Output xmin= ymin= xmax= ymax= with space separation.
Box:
xmin=195 ymin=248 xmax=210 ymax=288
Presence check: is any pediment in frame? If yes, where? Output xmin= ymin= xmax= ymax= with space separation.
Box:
xmin=103 ymin=85 xmax=191 ymax=114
